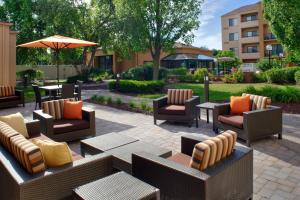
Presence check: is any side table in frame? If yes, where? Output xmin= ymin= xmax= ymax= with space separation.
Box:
xmin=196 ymin=102 xmax=219 ymax=128
xmin=73 ymin=171 xmax=160 ymax=200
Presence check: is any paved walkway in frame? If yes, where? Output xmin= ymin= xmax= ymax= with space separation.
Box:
xmin=0 ymin=90 xmax=300 ymax=200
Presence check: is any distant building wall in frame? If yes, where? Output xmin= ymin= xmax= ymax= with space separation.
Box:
xmin=16 ymin=65 xmax=82 ymax=80
xmin=0 ymin=22 xmax=17 ymax=86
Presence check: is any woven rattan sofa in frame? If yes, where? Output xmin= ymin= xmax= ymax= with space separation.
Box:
xmin=132 ymin=134 xmax=253 ymax=200
xmin=213 ymin=93 xmax=282 ymax=146
xmin=33 ymin=99 xmax=95 ymax=142
xmin=0 ymin=86 xmax=24 ymax=109
xmin=0 ymin=120 xmax=114 ymax=200
xmin=153 ymin=89 xmax=200 ymax=126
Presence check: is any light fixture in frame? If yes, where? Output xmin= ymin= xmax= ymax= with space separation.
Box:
xmin=266 ymin=44 xmax=272 ymax=51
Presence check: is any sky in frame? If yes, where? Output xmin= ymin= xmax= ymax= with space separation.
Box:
xmin=193 ymin=0 xmax=261 ymax=50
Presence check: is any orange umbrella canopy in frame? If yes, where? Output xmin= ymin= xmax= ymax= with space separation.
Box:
xmin=18 ymin=35 xmax=97 ymax=49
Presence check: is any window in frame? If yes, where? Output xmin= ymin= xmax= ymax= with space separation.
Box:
xmin=229 ymin=32 xmax=239 ymax=41
xmin=271 ymin=44 xmax=283 ymax=56
xmin=229 ymin=18 xmax=237 ymax=26
xmin=98 ymin=55 xmax=113 ymax=72
xmin=229 ymin=47 xmax=239 ymax=55
xmin=244 ymin=31 xmax=258 ymax=37
xmin=246 ymin=46 xmax=258 ymax=53
xmin=245 ymin=15 xmax=257 ymax=22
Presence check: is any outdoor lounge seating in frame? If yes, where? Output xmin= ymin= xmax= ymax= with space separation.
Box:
xmin=213 ymin=93 xmax=282 ymax=146
xmin=153 ymin=89 xmax=200 ymax=126
xmin=32 ymin=84 xmax=51 ymax=109
xmin=0 ymin=120 xmax=114 ymax=200
xmin=132 ymin=133 xmax=253 ymax=200
xmin=0 ymin=86 xmax=24 ymax=109
xmin=33 ymin=99 xmax=95 ymax=142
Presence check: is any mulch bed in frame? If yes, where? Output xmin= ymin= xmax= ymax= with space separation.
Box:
xmin=86 ymin=99 xmax=153 ymax=115
xmin=272 ymin=103 xmax=300 ymax=114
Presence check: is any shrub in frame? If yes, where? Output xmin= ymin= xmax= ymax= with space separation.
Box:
xmin=265 ymin=67 xmax=300 ymax=84
xmin=222 ymin=74 xmax=235 ymax=83
xmin=256 ymin=58 xmax=281 ymax=72
xmin=106 ymin=96 xmax=112 ymax=104
xmin=168 ymin=67 xmax=188 ymax=76
xmin=121 ymin=64 xmax=168 ymax=80
xmin=109 ymin=80 xmax=165 ymax=94
xmin=242 ymin=85 xmax=300 ymax=103
xmin=253 ymin=72 xmax=267 ymax=83
xmin=232 ymin=69 xmax=244 ymax=83
xmin=128 ymin=101 xmax=136 ymax=108
xmin=115 ymin=98 xmax=122 ymax=105
xmin=140 ymin=101 xmax=152 ymax=111
xmin=295 ymin=71 xmax=300 ymax=85
xmin=177 ymin=74 xmax=195 ymax=83
xmin=67 ymin=73 xmax=89 ymax=83
xmin=193 ymin=68 xmax=208 ymax=83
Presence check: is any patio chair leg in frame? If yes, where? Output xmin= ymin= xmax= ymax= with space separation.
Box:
xmin=246 ymin=140 xmax=251 ymax=147
xmin=35 ymin=102 xmax=37 ymax=110
xmin=278 ymin=133 xmax=282 ymax=139
xmin=154 ymin=118 xmax=157 ymax=125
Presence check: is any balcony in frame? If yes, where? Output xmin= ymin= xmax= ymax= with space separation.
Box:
xmin=240 ymin=20 xmax=259 ymax=28
xmin=264 ymin=33 xmax=276 ymax=40
xmin=240 ymin=36 xmax=259 ymax=44
xmin=240 ymin=52 xmax=260 ymax=60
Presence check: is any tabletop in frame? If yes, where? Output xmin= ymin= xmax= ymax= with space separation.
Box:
xmin=39 ymin=84 xmax=78 ymax=90
xmin=196 ymin=102 xmax=219 ymax=110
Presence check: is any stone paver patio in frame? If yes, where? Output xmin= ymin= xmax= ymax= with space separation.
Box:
xmin=0 ymin=89 xmax=300 ymax=200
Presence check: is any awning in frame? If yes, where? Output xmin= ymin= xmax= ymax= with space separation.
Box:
xmin=162 ymin=54 xmax=214 ymax=61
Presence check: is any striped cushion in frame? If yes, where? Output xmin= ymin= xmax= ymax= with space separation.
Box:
xmin=223 ymin=130 xmax=237 ymax=154
xmin=0 ymin=121 xmax=20 ymax=152
xmin=42 ymin=99 xmax=75 ymax=120
xmin=189 ymin=142 xmax=210 ymax=171
xmin=209 ymin=137 xmax=223 ymax=162
xmin=216 ymin=134 xmax=229 ymax=159
xmin=167 ymin=89 xmax=193 ymax=105
xmin=0 ymin=86 xmax=15 ymax=97
xmin=222 ymin=132 xmax=234 ymax=156
xmin=242 ymin=93 xmax=271 ymax=110
xmin=10 ymin=134 xmax=46 ymax=174
xmin=203 ymin=139 xmax=217 ymax=167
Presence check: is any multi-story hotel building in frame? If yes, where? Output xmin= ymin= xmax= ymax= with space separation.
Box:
xmin=221 ymin=1 xmax=284 ymax=67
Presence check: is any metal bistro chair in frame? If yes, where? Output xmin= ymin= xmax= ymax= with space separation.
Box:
xmin=55 ymin=84 xmax=75 ymax=99
xmin=74 ymin=80 xmax=83 ymax=100
xmin=32 ymin=84 xmax=51 ymax=109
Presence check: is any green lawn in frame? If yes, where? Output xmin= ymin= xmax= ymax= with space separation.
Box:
xmin=139 ymin=83 xmax=299 ymax=102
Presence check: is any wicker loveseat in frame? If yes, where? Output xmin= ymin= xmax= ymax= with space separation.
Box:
xmin=0 ymin=120 xmax=114 ymax=200
xmin=33 ymin=99 xmax=95 ymax=142
xmin=153 ymin=89 xmax=200 ymax=126
xmin=213 ymin=93 xmax=282 ymax=146
xmin=132 ymin=134 xmax=253 ymax=200
xmin=0 ymin=86 xmax=24 ymax=109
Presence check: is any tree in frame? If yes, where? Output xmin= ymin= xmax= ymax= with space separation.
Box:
xmin=114 ymin=0 xmax=203 ymax=80
xmin=216 ymin=50 xmax=241 ymax=74
xmin=263 ymin=0 xmax=300 ymax=55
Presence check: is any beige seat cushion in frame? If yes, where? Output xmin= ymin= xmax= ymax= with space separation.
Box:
xmin=167 ymin=89 xmax=193 ymax=105
xmin=0 ymin=121 xmax=20 ymax=152
xmin=216 ymin=134 xmax=229 ymax=159
xmin=203 ymin=139 xmax=217 ymax=167
xmin=167 ymin=153 xmax=192 ymax=167
xmin=218 ymin=115 xmax=243 ymax=129
xmin=158 ymin=105 xmax=186 ymax=115
xmin=209 ymin=137 xmax=223 ymax=162
xmin=0 ymin=112 xmax=29 ymax=138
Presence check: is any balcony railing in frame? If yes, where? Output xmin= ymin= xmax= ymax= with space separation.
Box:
xmin=264 ymin=51 xmax=284 ymax=57
xmin=264 ymin=33 xmax=276 ymax=40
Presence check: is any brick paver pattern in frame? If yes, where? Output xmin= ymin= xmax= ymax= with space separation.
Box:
xmin=1 ymin=89 xmax=300 ymax=200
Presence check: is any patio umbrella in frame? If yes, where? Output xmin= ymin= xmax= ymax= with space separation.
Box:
xmin=18 ymin=35 xmax=97 ymax=84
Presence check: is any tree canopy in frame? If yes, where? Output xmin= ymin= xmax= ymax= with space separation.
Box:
xmin=263 ymin=0 xmax=300 ymax=55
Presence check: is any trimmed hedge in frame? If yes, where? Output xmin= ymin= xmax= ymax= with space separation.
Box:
xmin=109 ymin=80 xmax=165 ymax=94
xmin=242 ymin=85 xmax=300 ymax=103
xmin=295 ymin=71 xmax=300 ymax=85
xmin=265 ymin=66 xmax=300 ymax=84
xmin=121 ymin=64 xmax=168 ymax=80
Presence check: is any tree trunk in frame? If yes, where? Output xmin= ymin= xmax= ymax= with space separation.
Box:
xmin=81 ymin=47 xmax=88 ymax=72
xmin=152 ymin=51 xmax=160 ymax=80
xmin=87 ymin=47 xmax=97 ymax=69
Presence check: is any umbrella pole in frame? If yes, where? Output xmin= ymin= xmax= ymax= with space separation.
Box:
xmin=56 ymin=49 xmax=60 ymax=86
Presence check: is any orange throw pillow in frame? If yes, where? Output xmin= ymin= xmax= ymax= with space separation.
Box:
xmin=63 ymin=100 xmax=83 ymax=120
xmin=230 ymin=96 xmax=250 ymax=115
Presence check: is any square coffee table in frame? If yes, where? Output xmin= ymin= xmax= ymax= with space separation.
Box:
xmin=80 ymin=132 xmax=138 ymax=156
xmin=73 ymin=171 xmax=160 ymax=200
xmin=106 ymin=141 xmax=172 ymax=174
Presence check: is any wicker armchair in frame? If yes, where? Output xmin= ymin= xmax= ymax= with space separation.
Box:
xmin=213 ymin=93 xmax=282 ymax=146
xmin=153 ymin=89 xmax=200 ymax=126
xmin=0 ymin=86 xmax=24 ymax=109
xmin=33 ymin=100 xmax=95 ymax=142
xmin=0 ymin=120 xmax=114 ymax=200
xmin=132 ymin=134 xmax=253 ymax=200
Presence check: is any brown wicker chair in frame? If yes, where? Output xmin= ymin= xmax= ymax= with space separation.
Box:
xmin=153 ymin=89 xmax=200 ymax=126
xmin=33 ymin=100 xmax=95 ymax=142
xmin=0 ymin=86 xmax=24 ymax=109
xmin=0 ymin=120 xmax=114 ymax=200
xmin=213 ymin=93 xmax=282 ymax=146
xmin=132 ymin=134 xmax=253 ymax=200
